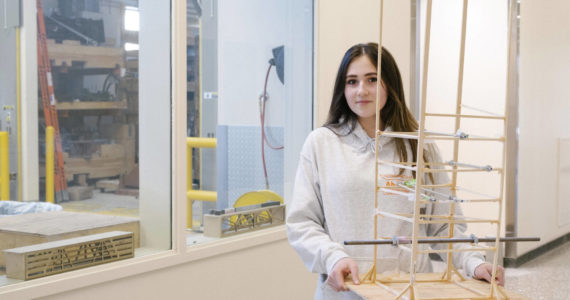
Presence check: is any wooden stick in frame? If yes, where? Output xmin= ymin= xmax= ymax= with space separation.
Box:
xmin=449 ymin=0 xmax=470 ymax=278
xmin=422 ymin=183 xmax=453 ymax=188
xmin=418 ymin=247 xmax=496 ymax=254
xmin=409 ymin=0 xmax=433 ymax=286
xmin=378 ymin=160 xmax=418 ymax=171
xmin=393 ymin=282 xmax=412 ymax=300
xmin=376 ymin=211 xmax=414 ymax=223
xmin=490 ymin=0 xmax=516 ymax=293
xmin=419 ymin=218 xmax=500 ymax=225
xmin=372 ymin=0 xmax=385 ymax=282
xmin=375 ymin=281 xmax=409 ymax=300
xmin=425 ymin=112 xmax=505 ymax=120
xmin=450 ymin=265 xmax=467 ymax=281
xmin=423 ymin=168 xmax=502 ymax=173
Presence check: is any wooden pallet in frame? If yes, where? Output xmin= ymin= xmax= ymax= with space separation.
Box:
xmin=4 ymin=231 xmax=134 ymax=280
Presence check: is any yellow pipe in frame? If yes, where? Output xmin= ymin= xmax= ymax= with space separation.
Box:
xmin=16 ymin=27 xmax=22 ymax=201
xmin=187 ymin=190 xmax=217 ymax=202
xmin=198 ymin=18 xmax=204 ymax=208
xmin=187 ymin=142 xmax=193 ymax=228
xmin=187 ymin=137 xmax=217 ymax=228
xmin=187 ymin=137 xmax=216 ymax=148
xmin=46 ymin=126 xmax=54 ymax=203
xmin=0 ymin=132 xmax=9 ymax=200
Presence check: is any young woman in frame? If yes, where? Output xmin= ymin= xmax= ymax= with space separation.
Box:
xmin=286 ymin=43 xmax=503 ymax=299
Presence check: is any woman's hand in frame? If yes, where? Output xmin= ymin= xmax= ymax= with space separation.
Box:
xmin=327 ymin=257 xmax=360 ymax=292
xmin=474 ymin=262 xmax=505 ymax=286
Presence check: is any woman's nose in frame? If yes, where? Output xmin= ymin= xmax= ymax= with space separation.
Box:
xmin=357 ymin=82 xmax=368 ymax=96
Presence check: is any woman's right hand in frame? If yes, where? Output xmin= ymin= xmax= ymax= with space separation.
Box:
xmin=327 ymin=257 xmax=360 ymax=292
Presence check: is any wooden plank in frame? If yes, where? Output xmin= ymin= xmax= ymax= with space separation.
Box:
xmin=0 ymin=211 xmax=139 ymax=267
xmin=47 ymin=40 xmax=123 ymax=69
xmin=55 ymin=100 xmax=127 ymax=110
xmin=5 ymin=231 xmax=134 ymax=280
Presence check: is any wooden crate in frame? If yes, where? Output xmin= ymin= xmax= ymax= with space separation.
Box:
xmin=5 ymin=231 xmax=134 ymax=280
xmin=0 ymin=211 xmax=139 ymax=267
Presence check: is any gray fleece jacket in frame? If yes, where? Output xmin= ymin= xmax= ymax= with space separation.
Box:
xmin=286 ymin=122 xmax=485 ymax=300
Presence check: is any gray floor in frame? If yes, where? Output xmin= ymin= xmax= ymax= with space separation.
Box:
xmin=60 ymin=189 xmax=139 ymax=217
xmin=505 ymin=242 xmax=570 ymax=300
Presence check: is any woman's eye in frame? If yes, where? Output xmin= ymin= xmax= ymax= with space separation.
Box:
xmin=369 ymin=77 xmax=378 ymax=83
xmin=347 ymin=79 xmax=356 ymax=85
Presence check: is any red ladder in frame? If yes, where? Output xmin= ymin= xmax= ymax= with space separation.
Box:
xmin=37 ymin=0 xmax=68 ymax=201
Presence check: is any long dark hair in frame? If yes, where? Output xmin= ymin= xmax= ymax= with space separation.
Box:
xmin=324 ymin=43 xmax=432 ymax=179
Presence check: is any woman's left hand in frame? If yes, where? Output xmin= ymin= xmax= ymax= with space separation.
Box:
xmin=474 ymin=262 xmax=505 ymax=286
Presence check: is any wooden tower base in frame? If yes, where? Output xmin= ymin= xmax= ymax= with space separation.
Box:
xmin=346 ymin=273 xmax=529 ymax=300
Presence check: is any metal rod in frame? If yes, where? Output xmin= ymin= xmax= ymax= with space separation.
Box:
xmin=344 ymin=236 xmax=540 ymax=246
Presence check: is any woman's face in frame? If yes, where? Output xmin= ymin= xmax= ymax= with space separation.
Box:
xmin=344 ymin=55 xmax=388 ymax=125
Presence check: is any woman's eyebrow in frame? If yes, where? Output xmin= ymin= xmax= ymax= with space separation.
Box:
xmin=346 ymin=72 xmax=377 ymax=78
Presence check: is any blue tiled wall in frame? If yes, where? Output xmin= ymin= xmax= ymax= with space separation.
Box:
xmin=216 ymin=125 xmax=284 ymax=209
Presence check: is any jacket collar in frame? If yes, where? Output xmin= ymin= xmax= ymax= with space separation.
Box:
xmin=351 ymin=122 xmax=393 ymax=153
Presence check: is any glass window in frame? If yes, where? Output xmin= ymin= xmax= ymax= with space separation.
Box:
xmin=0 ymin=0 xmax=172 ymax=286
xmin=186 ymin=0 xmax=314 ymax=244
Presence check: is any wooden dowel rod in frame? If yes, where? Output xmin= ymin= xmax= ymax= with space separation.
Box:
xmin=378 ymin=160 xmax=418 ymax=171
xmin=425 ymin=113 xmax=505 ymax=120
xmin=376 ymin=211 xmax=413 ymax=223
xmin=418 ymin=247 xmax=496 ymax=254
xmin=421 ymin=183 xmax=453 ymax=188
xmin=419 ymin=219 xmax=499 ymax=224
xmin=427 ymin=136 xmax=505 ymax=142
xmin=423 ymin=168 xmax=502 ymax=173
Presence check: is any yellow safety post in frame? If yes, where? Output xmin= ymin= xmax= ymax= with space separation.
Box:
xmin=46 ymin=126 xmax=54 ymax=203
xmin=0 ymin=132 xmax=9 ymax=200
xmin=187 ymin=137 xmax=217 ymax=228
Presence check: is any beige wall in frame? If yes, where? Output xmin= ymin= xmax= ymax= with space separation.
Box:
xmin=315 ymin=0 xmax=411 ymax=126
xmin=517 ymin=0 xmax=570 ymax=255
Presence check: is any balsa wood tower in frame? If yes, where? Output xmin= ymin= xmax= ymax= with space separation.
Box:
xmin=347 ymin=0 xmax=519 ymax=299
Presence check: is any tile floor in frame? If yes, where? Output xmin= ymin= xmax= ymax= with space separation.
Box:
xmin=505 ymin=242 xmax=570 ymax=300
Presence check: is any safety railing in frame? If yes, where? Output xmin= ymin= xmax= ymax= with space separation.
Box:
xmin=46 ymin=126 xmax=54 ymax=203
xmin=187 ymin=137 xmax=217 ymax=228
xmin=0 ymin=131 xmax=9 ymax=200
